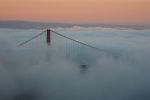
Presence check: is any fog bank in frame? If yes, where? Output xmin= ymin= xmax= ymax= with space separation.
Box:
xmin=0 ymin=27 xmax=150 ymax=100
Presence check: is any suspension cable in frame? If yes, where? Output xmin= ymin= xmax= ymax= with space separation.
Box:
xmin=51 ymin=30 xmax=104 ymax=52
xmin=17 ymin=29 xmax=106 ymax=53
xmin=17 ymin=30 xmax=46 ymax=47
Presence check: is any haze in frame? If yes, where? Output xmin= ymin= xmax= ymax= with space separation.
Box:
xmin=0 ymin=27 xmax=150 ymax=100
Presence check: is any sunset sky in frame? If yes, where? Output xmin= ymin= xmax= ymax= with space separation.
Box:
xmin=0 ymin=0 xmax=150 ymax=24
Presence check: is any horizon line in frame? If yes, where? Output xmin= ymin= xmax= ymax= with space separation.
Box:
xmin=0 ymin=20 xmax=150 ymax=26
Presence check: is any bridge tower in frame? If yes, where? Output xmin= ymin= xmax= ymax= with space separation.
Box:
xmin=47 ymin=29 xmax=51 ymax=46
xmin=46 ymin=29 xmax=51 ymax=62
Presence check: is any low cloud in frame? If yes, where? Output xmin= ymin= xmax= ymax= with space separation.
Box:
xmin=0 ymin=27 xmax=150 ymax=100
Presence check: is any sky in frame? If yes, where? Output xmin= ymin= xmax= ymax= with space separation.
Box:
xmin=0 ymin=0 xmax=150 ymax=24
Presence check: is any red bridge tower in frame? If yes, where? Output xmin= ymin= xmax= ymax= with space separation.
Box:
xmin=47 ymin=29 xmax=51 ymax=46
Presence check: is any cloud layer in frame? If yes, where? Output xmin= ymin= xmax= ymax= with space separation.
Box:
xmin=0 ymin=27 xmax=150 ymax=100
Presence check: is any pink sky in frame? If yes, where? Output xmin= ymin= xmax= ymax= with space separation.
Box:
xmin=0 ymin=0 xmax=150 ymax=24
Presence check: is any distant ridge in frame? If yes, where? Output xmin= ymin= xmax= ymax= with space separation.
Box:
xmin=0 ymin=20 xmax=150 ymax=30
xmin=0 ymin=21 xmax=74 ymax=29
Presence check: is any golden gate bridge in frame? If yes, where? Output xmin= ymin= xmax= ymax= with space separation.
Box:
xmin=17 ymin=29 xmax=112 ymax=69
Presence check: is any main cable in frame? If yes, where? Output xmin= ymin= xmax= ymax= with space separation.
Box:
xmin=17 ymin=29 xmax=106 ymax=53
xmin=17 ymin=30 xmax=46 ymax=47
xmin=51 ymin=30 xmax=104 ymax=52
